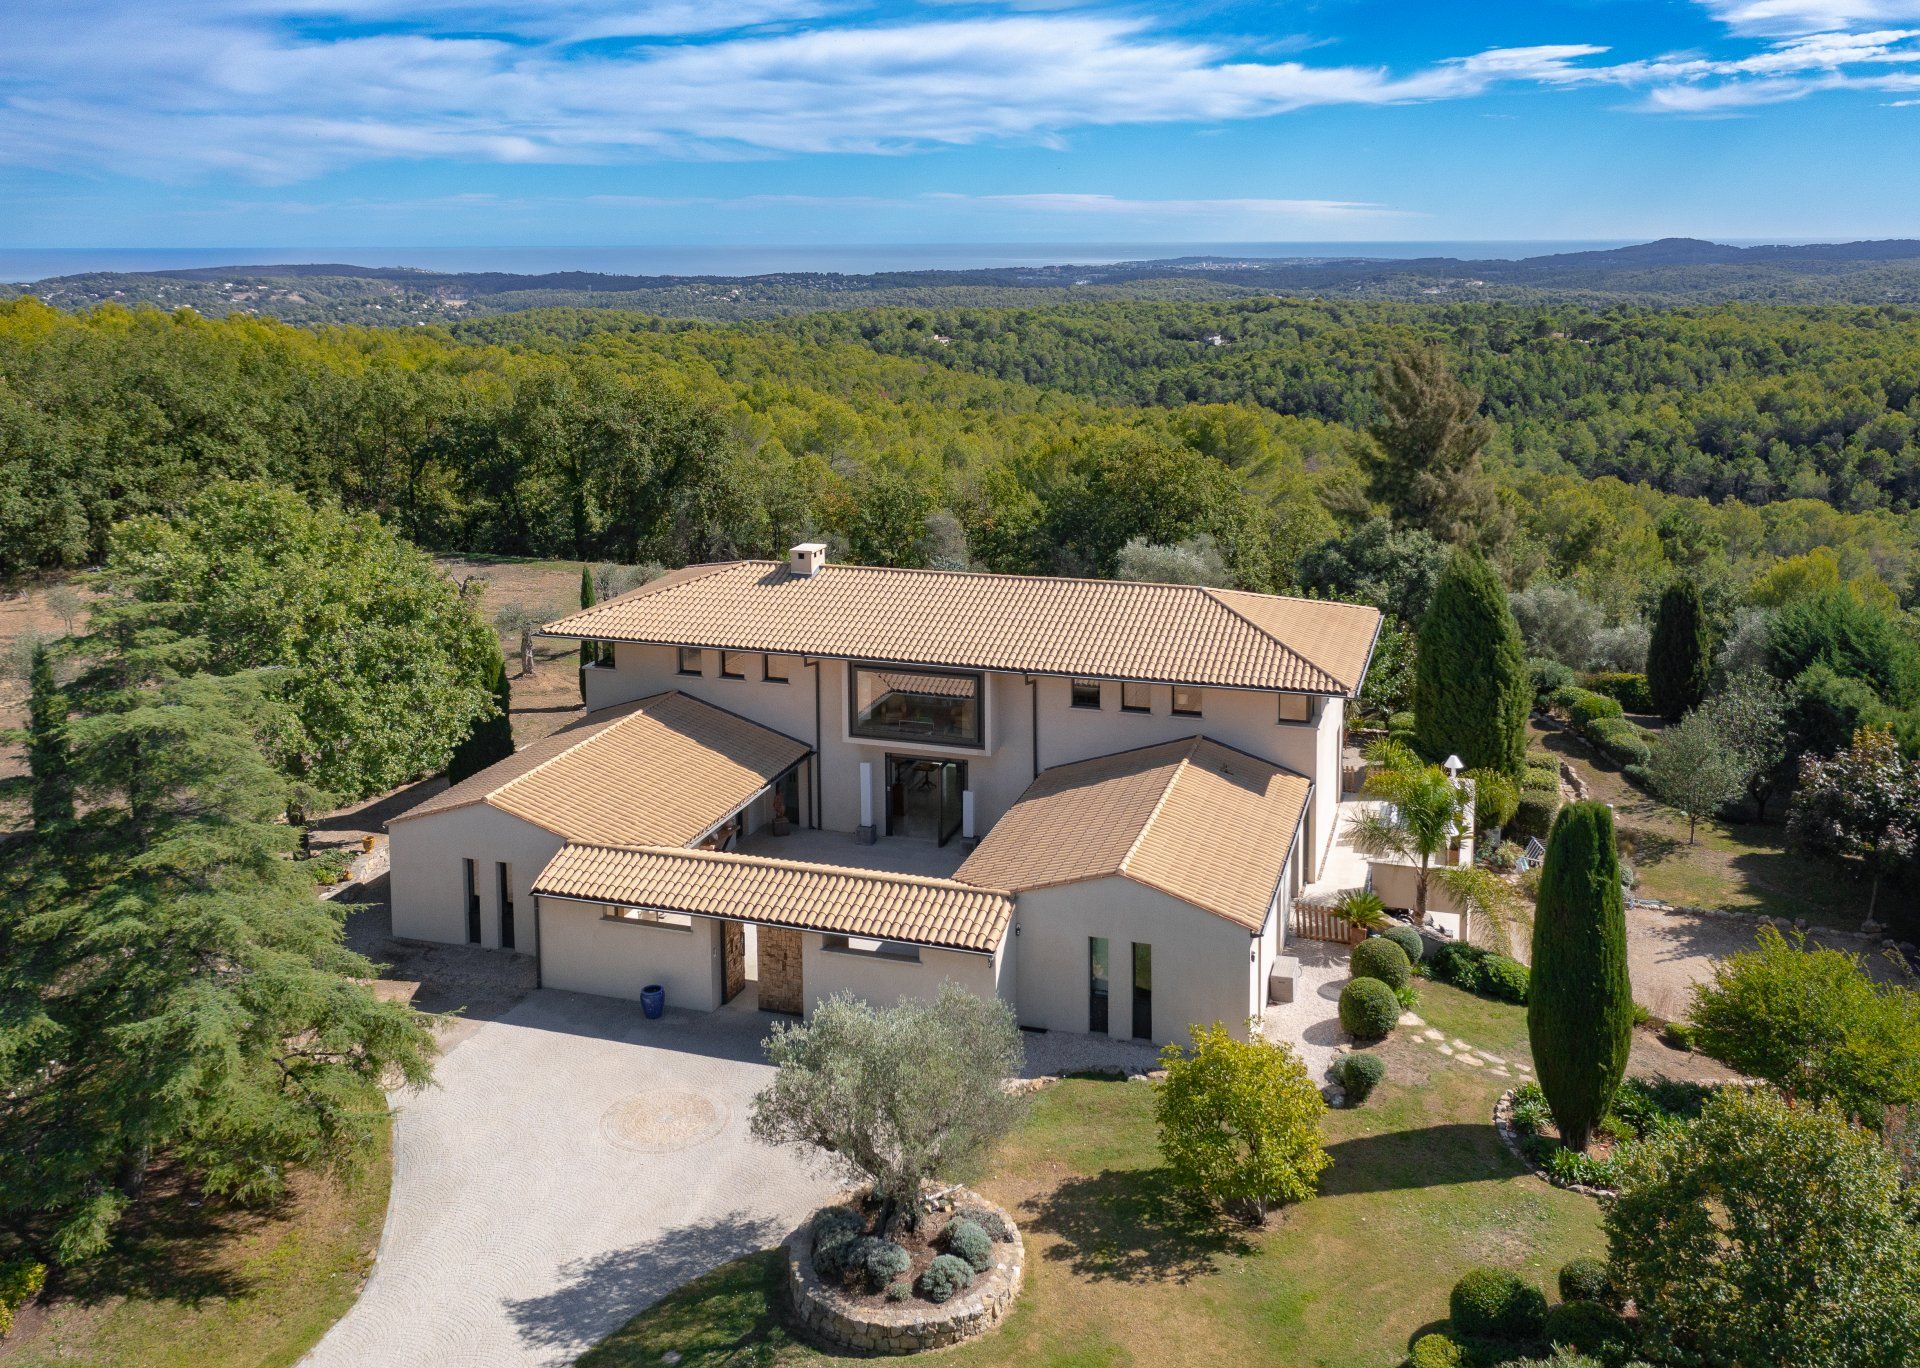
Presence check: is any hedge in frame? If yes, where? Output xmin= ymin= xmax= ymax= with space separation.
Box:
xmin=1579 ymin=670 xmax=1653 ymax=714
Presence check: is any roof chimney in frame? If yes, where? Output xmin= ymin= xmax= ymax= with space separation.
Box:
xmin=789 ymin=542 xmax=827 ymax=578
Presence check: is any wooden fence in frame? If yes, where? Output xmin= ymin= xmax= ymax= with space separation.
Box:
xmin=1289 ymin=900 xmax=1367 ymax=946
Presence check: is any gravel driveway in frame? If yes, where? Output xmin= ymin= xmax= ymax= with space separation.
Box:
xmin=305 ymin=991 xmax=838 ymax=1368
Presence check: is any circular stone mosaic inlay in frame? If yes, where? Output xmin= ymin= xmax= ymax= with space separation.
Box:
xmin=599 ymin=1089 xmax=729 ymax=1153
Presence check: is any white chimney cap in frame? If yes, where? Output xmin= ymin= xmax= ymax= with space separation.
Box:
xmin=789 ymin=543 xmax=828 ymax=577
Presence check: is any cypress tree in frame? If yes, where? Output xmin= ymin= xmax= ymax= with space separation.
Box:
xmin=1412 ymin=551 xmax=1529 ymax=777
xmin=1647 ymin=578 xmax=1712 ymax=722
xmin=447 ymin=641 xmax=515 ymax=783
xmin=1527 ymin=801 xmax=1633 ymax=1152
xmin=26 ymin=642 xmax=74 ymax=834
xmin=578 ymin=563 xmax=598 ymax=698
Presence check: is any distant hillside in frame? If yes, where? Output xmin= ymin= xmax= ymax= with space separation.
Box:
xmin=8 ymin=238 xmax=1920 ymax=323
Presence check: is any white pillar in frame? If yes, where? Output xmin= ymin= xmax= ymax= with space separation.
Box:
xmin=961 ymin=789 xmax=976 ymax=843
xmin=857 ymin=761 xmax=877 ymax=843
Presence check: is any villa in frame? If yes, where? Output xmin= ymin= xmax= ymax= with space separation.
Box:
xmin=387 ymin=545 xmax=1381 ymax=1046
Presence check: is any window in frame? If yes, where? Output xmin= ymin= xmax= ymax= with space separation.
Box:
xmin=463 ymin=859 xmax=480 ymax=945
xmin=764 ymin=654 xmax=790 ymax=684
xmin=677 ymin=646 xmax=704 ymax=676
xmin=497 ymin=861 xmax=514 ymax=950
xmin=1277 ymin=693 xmax=1313 ymax=724
xmin=848 ymin=662 xmax=983 ymax=748
xmin=604 ymin=906 xmax=694 ymax=930
xmin=1171 ymin=686 xmax=1203 ymax=717
xmin=1132 ymin=942 xmax=1153 ymax=1041
xmin=721 ymin=651 xmax=750 ymax=680
xmin=1120 ymin=682 xmax=1152 ymax=714
xmin=1069 ymin=678 xmax=1102 ymax=710
xmin=824 ymin=934 xmax=921 ymax=962
xmin=1089 ymin=937 xmax=1110 ymax=1034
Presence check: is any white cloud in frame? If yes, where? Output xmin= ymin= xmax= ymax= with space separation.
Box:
xmin=1697 ymin=0 xmax=1920 ymax=36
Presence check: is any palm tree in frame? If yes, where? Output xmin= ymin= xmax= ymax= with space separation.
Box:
xmin=1350 ymin=752 xmax=1470 ymax=928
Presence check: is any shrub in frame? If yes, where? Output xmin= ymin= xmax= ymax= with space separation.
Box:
xmin=1563 ymin=688 xmax=1624 ymax=730
xmin=1450 ymin=1266 xmax=1548 ymax=1341
xmin=1660 ymin=1020 xmax=1695 ymax=1051
xmin=1482 ymin=955 xmax=1531 ymax=1004
xmin=1352 ymin=936 xmax=1413 ymax=990
xmin=1546 ymin=1144 xmax=1619 ymax=1189
xmin=810 ymin=1207 xmax=865 ymax=1279
xmin=1407 ymin=1332 xmax=1467 ymax=1368
xmin=919 ymin=1253 xmax=975 ymax=1303
xmin=1531 ymin=657 xmax=1575 ymax=702
xmin=0 ymin=1259 xmax=46 ymax=1338
xmin=840 ymin=1236 xmax=892 ymax=1289
xmin=1382 ymin=922 xmax=1426 ymax=965
xmin=885 ymin=1279 xmax=911 ymax=1302
xmin=1486 ymin=839 xmax=1523 ymax=871
xmin=955 ymin=1204 xmax=1012 ymax=1242
xmin=1513 ymin=786 xmax=1562 ymax=839
xmin=1468 ymin=767 xmax=1520 ymax=834
xmin=864 ymin=1239 xmax=912 ymax=1290
xmin=1542 ymin=1301 xmax=1634 ymax=1358
xmin=1557 ymin=1256 xmax=1615 ymax=1306
xmin=1336 ymin=1051 xmax=1387 ymax=1102
xmin=1580 ymin=670 xmax=1654 ymax=714
xmin=1156 ymin=1024 xmax=1329 ymax=1222
xmin=1388 ymin=710 xmax=1416 ymax=739
xmin=1587 ymin=716 xmax=1653 ymax=768
xmin=1524 ymin=754 xmax=1560 ymax=782
xmin=946 ymin=1218 xmax=994 ymax=1273
xmin=1510 ymin=1081 xmax=1553 ymax=1134
xmin=1340 ymin=977 xmax=1402 ymax=1039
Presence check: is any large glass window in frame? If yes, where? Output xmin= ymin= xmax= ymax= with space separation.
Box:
xmin=849 ymin=663 xmax=983 ymax=748
xmin=1089 ymin=937 xmax=1110 ymax=1034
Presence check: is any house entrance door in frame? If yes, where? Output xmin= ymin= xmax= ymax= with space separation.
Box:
xmin=757 ymin=926 xmax=803 ymax=1014
xmin=885 ymin=756 xmax=967 ymax=845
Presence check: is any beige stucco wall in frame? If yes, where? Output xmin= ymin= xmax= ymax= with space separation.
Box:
xmin=1012 ymin=877 xmax=1264 ymax=1047
xmin=387 ymin=802 xmax=565 ymax=950
xmin=586 ymin=644 xmax=1342 ymax=877
xmin=537 ymin=896 xmax=726 ymax=1010
xmin=1368 ymin=862 xmax=1468 ymax=917
xmin=800 ymin=935 xmax=1007 ymax=1018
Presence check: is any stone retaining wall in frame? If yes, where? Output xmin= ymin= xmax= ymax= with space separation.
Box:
xmin=784 ymin=1189 xmax=1024 ymax=1354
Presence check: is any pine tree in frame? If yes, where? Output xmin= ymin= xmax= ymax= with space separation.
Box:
xmin=26 ymin=642 xmax=74 ymax=834
xmin=447 ymin=641 xmax=515 ymax=783
xmin=578 ymin=563 xmax=598 ymax=698
xmin=1527 ymin=801 xmax=1633 ymax=1152
xmin=1647 ymin=578 xmax=1712 ymax=722
xmin=1366 ymin=346 xmax=1508 ymax=550
xmin=1412 ymin=551 xmax=1529 ymax=777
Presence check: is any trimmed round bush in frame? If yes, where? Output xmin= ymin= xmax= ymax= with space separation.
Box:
xmin=1449 ymin=1266 xmax=1548 ymax=1342
xmin=1351 ymin=936 xmax=1413 ymax=990
xmin=1557 ymin=1256 xmax=1614 ymax=1306
xmin=955 ymin=1204 xmax=1012 ymax=1242
xmin=1407 ymin=1332 xmax=1466 ymax=1368
xmin=919 ymin=1253 xmax=975 ymax=1304
xmin=1542 ymin=1300 xmax=1635 ymax=1359
xmin=863 ymin=1239 xmax=911 ymax=1290
xmin=1335 ymin=1051 xmax=1386 ymax=1103
xmin=810 ymin=1207 xmax=864 ymax=1279
xmin=1382 ymin=923 xmax=1426 ymax=966
xmin=1339 ymin=977 xmax=1402 ymax=1040
xmin=946 ymin=1217 xmax=994 ymax=1273
xmin=885 ymin=1279 xmax=911 ymax=1302
xmin=840 ymin=1236 xmax=890 ymax=1289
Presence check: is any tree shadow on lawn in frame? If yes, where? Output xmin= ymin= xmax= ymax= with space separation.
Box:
xmin=1319 ymin=1122 xmax=1521 ymax=1197
xmin=504 ymin=1210 xmax=788 ymax=1355
xmin=44 ymin=1164 xmax=269 ymax=1308
xmin=1019 ymin=1166 xmax=1256 ymax=1286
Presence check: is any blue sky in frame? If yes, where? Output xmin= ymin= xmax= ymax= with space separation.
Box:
xmin=3 ymin=0 xmax=1919 ymax=248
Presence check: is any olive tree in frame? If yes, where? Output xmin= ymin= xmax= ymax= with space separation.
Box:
xmin=750 ymin=984 xmax=1025 ymax=1233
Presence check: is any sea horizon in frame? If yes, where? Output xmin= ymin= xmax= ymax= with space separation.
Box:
xmin=0 ymin=239 xmax=1698 ymax=284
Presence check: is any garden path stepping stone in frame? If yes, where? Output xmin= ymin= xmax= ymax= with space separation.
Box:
xmin=1458 ymin=1055 xmax=1483 ymax=1067
xmin=1398 ymin=1012 xmax=1425 ymax=1027
xmin=1451 ymin=1039 xmax=1472 ymax=1051
xmin=1422 ymin=1029 xmax=1444 ymax=1041
xmin=1437 ymin=1044 xmax=1455 ymax=1055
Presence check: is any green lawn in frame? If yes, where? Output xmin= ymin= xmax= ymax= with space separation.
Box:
xmin=1531 ymin=723 xmax=1905 ymax=932
xmin=582 ymin=983 xmax=1603 ymax=1368
xmin=1 ymin=1111 xmax=391 ymax=1368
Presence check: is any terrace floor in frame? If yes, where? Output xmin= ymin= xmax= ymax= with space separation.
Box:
xmin=735 ymin=826 xmax=969 ymax=881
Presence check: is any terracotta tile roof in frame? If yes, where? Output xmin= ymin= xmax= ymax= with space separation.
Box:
xmin=955 ymin=737 xmax=1310 ymax=932
xmin=544 ymin=561 xmax=1380 ymax=695
xmin=389 ymin=691 xmax=809 ymax=846
xmin=532 ymin=844 xmax=1015 ymax=954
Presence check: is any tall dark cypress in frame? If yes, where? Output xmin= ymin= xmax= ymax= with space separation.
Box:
xmin=1647 ymin=578 xmax=1712 ymax=722
xmin=1527 ymin=801 xmax=1633 ymax=1152
xmin=1412 ymin=550 xmax=1529 ymax=777
xmin=578 ymin=563 xmax=598 ymax=699
xmin=26 ymin=642 xmax=74 ymax=833
xmin=447 ymin=641 xmax=515 ymax=783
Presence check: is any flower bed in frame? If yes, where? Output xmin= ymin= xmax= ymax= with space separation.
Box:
xmin=1494 ymin=1077 xmax=1713 ymax=1197
xmin=784 ymin=1188 xmax=1024 ymax=1354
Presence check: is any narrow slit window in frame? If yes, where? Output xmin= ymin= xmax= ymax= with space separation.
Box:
xmin=721 ymin=651 xmax=750 ymax=680
xmin=1120 ymin=682 xmax=1152 ymax=714
xmin=677 ymin=647 xmax=704 ymax=676
xmin=764 ymin=654 xmax=790 ymax=684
